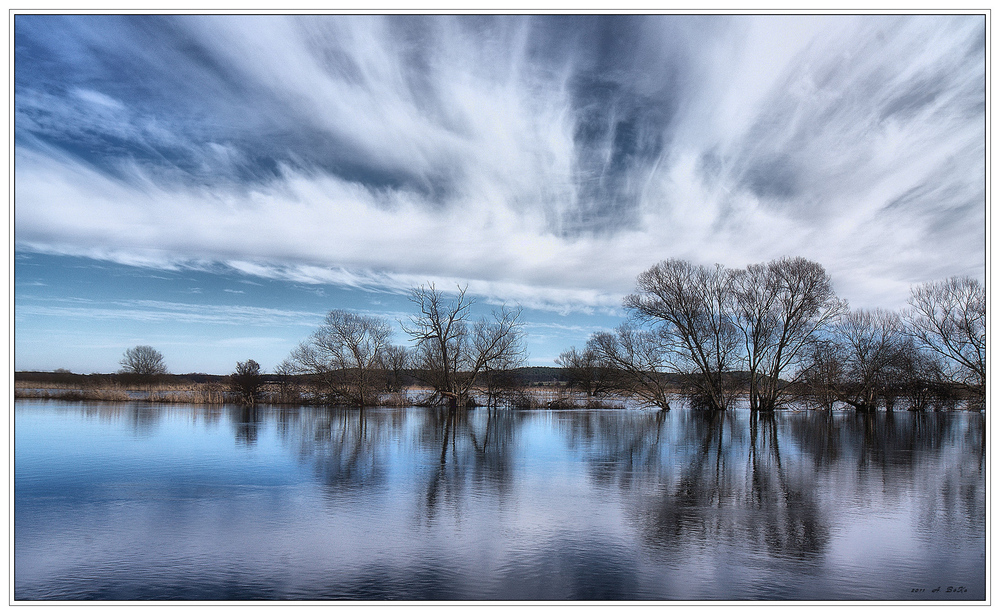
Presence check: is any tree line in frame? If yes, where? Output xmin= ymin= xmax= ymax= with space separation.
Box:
xmin=115 ymin=256 xmax=984 ymax=413
xmin=558 ymin=258 xmax=984 ymax=413
xmin=272 ymin=282 xmax=527 ymax=410
xmin=109 ymin=284 xmax=527 ymax=408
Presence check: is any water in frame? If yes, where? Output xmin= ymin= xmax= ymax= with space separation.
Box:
xmin=14 ymin=400 xmax=986 ymax=601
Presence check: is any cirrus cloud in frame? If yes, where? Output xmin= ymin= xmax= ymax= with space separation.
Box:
xmin=15 ymin=14 xmax=985 ymax=313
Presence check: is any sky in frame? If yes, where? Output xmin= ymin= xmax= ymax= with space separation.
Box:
xmin=13 ymin=13 xmax=987 ymax=374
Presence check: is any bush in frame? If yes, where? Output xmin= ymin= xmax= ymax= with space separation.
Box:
xmin=230 ymin=359 xmax=264 ymax=404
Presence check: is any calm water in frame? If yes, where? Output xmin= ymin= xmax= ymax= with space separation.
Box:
xmin=14 ymin=400 xmax=985 ymax=601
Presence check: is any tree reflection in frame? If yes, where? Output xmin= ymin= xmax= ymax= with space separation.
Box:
xmin=559 ymin=409 xmax=668 ymax=490
xmin=788 ymin=410 xmax=959 ymax=475
xmin=124 ymin=402 xmax=160 ymax=437
xmin=20 ymin=398 xmax=984 ymax=601
xmin=561 ymin=409 xmax=831 ymax=562
xmin=420 ymin=407 xmax=524 ymax=520
xmin=291 ymin=407 xmax=391 ymax=499
xmin=258 ymin=405 xmax=527 ymax=513
xmin=747 ymin=412 xmax=827 ymax=559
xmin=785 ymin=409 xmax=985 ymax=540
xmin=230 ymin=405 xmax=262 ymax=446
xmin=269 ymin=404 xmax=983 ymax=552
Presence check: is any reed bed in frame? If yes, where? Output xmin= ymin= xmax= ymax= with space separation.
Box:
xmin=15 ymin=380 xmax=231 ymax=404
xmin=14 ymin=387 xmax=133 ymax=402
xmin=15 ymin=380 xmax=625 ymax=410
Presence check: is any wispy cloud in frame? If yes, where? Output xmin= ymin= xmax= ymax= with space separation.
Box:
xmin=16 ymin=297 xmax=326 ymax=328
xmin=15 ymin=14 xmax=985 ymax=311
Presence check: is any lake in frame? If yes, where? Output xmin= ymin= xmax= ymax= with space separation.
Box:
xmin=14 ymin=399 xmax=986 ymax=601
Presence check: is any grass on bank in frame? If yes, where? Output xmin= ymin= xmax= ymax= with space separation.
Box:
xmin=14 ymin=376 xmax=626 ymax=409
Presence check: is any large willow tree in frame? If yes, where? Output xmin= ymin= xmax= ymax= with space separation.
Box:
xmin=590 ymin=257 xmax=845 ymax=413
xmin=732 ymin=257 xmax=847 ymax=413
xmin=624 ymin=259 xmax=742 ymax=413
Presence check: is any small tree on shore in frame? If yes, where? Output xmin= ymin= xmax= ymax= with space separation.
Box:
xmin=556 ymin=345 xmax=612 ymax=400
xmin=285 ymin=309 xmax=397 ymax=406
xmin=587 ymin=325 xmax=673 ymax=411
xmin=119 ymin=345 xmax=167 ymax=385
xmin=230 ymin=359 xmax=265 ymax=405
xmin=274 ymin=359 xmax=303 ymax=404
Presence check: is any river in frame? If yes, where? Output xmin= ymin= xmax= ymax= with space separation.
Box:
xmin=14 ymin=400 xmax=986 ymax=601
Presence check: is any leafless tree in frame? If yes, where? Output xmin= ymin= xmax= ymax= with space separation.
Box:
xmin=556 ymin=345 xmax=612 ymax=400
xmin=479 ymin=318 xmax=530 ymax=408
xmin=889 ymin=338 xmax=948 ymax=412
xmin=588 ymin=324 xmax=673 ymax=411
xmin=732 ymin=257 xmax=847 ymax=413
xmin=798 ymin=339 xmax=841 ymax=411
xmin=402 ymin=283 xmax=525 ymax=409
xmin=904 ymin=277 xmax=985 ymax=403
xmin=273 ymin=359 xmax=303 ymax=404
xmin=827 ymin=308 xmax=905 ymax=412
xmin=478 ymin=361 xmax=527 ymax=409
xmin=624 ymin=259 xmax=741 ymax=412
xmin=380 ymin=344 xmax=410 ymax=394
xmin=119 ymin=345 xmax=167 ymax=384
xmin=229 ymin=359 xmax=265 ymax=405
xmin=286 ymin=309 xmax=396 ymax=406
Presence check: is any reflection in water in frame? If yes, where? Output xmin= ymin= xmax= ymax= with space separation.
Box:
xmin=14 ymin=400 xmax=985 ymax=601
xmin=747 ymin=413 xmax=828 ymax=561
xmin=296 ymin=408 xmax=390 ymax=498
xmin=231 ymin=405 xmax=262 ymax=447
xmin=786 ymin=410 xmax=986 ymax=560
xmin=420 ymin=407 xmax=523 ymax=520
xmin=578 ymin=409 xmax=830 ymax=565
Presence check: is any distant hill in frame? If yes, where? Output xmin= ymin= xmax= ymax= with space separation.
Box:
xmin=15 ymin=371 xmax=228 ymax=384
xmin=513 ymin=366 xmax=565 ymax=384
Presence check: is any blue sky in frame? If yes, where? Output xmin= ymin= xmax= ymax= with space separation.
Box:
xmin=15 ymin=252 xmax=616 ymax=373
xmin=13 ymin=13 xmax=986 ymax=374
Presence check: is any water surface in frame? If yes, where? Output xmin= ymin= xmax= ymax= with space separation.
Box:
xmin=14 ymin=400 xmax=986 ymax=601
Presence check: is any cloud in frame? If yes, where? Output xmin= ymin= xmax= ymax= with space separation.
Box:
xmin=215 ymin=336 xmax=291 ymax=348
xmin=14 ymin=14 xmax=985 ymax=312
xmin=15 ymin=296 xmax=325 ymax=328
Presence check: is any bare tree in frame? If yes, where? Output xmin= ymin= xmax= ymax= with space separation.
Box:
xmin=588 ymin=325 xmax=673 ymax=411
xmin=403 ymin=283 xmax=473 ymax=406
xmin=380 ymin=344 xmax=410 ymax=395
xmin=798 ymin=339 xmax=841 ymax=411
xmin=402 ymin=283 xmax=525 ymax=409
xmin=477 ymin=359 xmax=526 ymax=409
xmin=890 ymin=338 xmax=947 ymax=412
xmin=624 ymin=259 xmax=741 ymax=412
xmin=556 ymin=345 xmax=612 ymax=400
xmin=827 ymin=308 xmax=905 ymax=413
xmin=733 ymin=257 xmax=847 ymax=413
xmin=273 ymin=359 xmax=304 ymax=405
xmin=229 ymin=359 xmax=265 ymax=405
xmin=119 ymin=345 xmax=167 ymax=384
xmin=477 ymin=318 xmax=529 ymax=408
xmin=904 ymin=277 xmax=985 ymax=403
xmin=285 ymin=309 xmax=396 ymax=407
